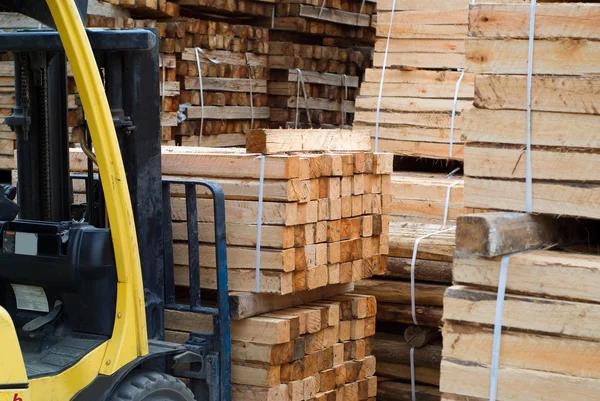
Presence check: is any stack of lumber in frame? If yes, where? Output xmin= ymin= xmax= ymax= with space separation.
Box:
xmin=166 ymin=293 xmax=378 ymax=401
xmin=441 ymin=212 xmax=600 ymax=401
xmin=70 ymin=129 xmax=392 ymax=295
xmin=0 ymin=56 xmax=14 ymax=172
xmin=461 ymin=1 xmax=600 ymax=219
xmin=354 ymin=0 xmax=474 ymax=159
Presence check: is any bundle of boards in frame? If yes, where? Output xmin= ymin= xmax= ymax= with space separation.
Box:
xmin=166 ymin=293 xmax=378 ymax=401
xmin=462 ymin=1 xmax=600 ymax=219
xmin=70 ymin=129 xmax=392 ymax=295
xmin=442 ymin=213 xmax=600 ymax=401
xmin=353 ymin=0 xmax=474 ymax=160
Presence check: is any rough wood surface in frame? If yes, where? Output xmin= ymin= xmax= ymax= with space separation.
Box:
xmin=373 ymin=333 xmax=442 ymax=368
xmin=386 ymin=257 xmax=452 ymax=284
xmin=389 ymin=221 xmax=455 ymax=261
xmin=377 ymin=362 xmax=440 ymax=386
xmin=246 ymin=129 xmax=371 ymax=154
xmin=354 ymin=279 xmax=445 ymax=306
xmin=377 ymin=302 xmax=442 ymax=328
xmin=377 ymin=381 xmax=441 ymax=401
xmin=404 ymin=325 xmax=441 ymax=348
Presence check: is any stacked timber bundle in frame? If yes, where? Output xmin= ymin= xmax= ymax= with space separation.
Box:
xmin=166 ymin=293 xmax=378 ymax=401
xmin=354 ymin=0 xmax=473 ymax=159
xmin=0 ymin=55 xmax=14 ymax=174
xmin=461 ymin=1 xmax=600 ymax=218
xmin=265 ymin=0 xmax=376 ymax=130
xmin=70 ymin=129 xmax=392 ymax=295
xmin=441 ymin=213 xmax=600 ymax=401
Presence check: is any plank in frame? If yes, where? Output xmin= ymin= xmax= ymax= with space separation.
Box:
xmin=287 ymin=98 xmax=355 ymax=113
xmin=377 ymin=0 xmax=470 ymax=11
xmin=455 ymin=212 xmax=563 ymax=257
xmin=465 ymin=144 xmax=600 ymax=182
xmin=470 ymin=3 xmax=600 ymax=40
xmin=374 ymin=52 xmax=467 ymax=69
xmin=355 ymin=111 xmax=462 ymax=129
xmin=364 ymin=69 xmax=473 ymax=85
xmin=354 ymin=125 xmax=461 ymax=144
xmin=231 ymin=340 xmax=296 ymax=365
xmin=354 ymin=279 xmax=445 ymax=306
xmin=453 ymin=249 xmax=600 ymax=303
xmin=443 ymin=322 xmax=600 ymax=380
xmin=228 ymin=283 xmax=353 ymax=320
xmin=374 ymin=333 xmax=441 ymax=368
xmin=464 ymin=177 xmax=600 ymax=220
xmin=287 ymin=70 xmax=360 ymax=88
xmin=474 ymin=75 xmax=600 ymax=114
xmin=404 ymin=325 xmax=441 ymax=348
xmin=377 ymin=303 xmax=442 ymax=328
xmin=376 ymin=24 xmax=468 ymax=40
xmin=389 ymin=221 xmax=456 ymax=261
xmin=374 ymin=39 xmax=466 ymax=55
xmin=298 ymin=4 xmax=370 ymax=27
xmin=184 ymin=77 xmax=268 ymax=93
xmin=440 ymin=359 xmax=600 ymax=401
xmin=356 ymin=97 xmax=472 ymax=113
xmin=186 ymin=106 xmax=270 ymax=120
xmin=164 ymin=309 xmax=213 ymax=333
xmin=232 ymin=384 xmax=289 ymax=401
xmin=377 ymin=9 xmax=468 ymax=25
xmin=444 ymin=285 xmax=600 ymax=341
xmin=377 ymin=381 xmax=441 ymax=401
xmin=372 ymin=139 xmax=464 ymax=161
xmin=386 ymin=257 xmax=452 ymax=284
xmin=359 ymin=81 xmax=473 ymax=99
xmin=377 ymin=362 xmax=440 ymax=386
xmin=182 ymin=49 xmax=268 ymax=68
xmin=462 ymin=109 xmax=600 ymax=147
xmin=246 ymin=129 xmax=371 ymax=154
xmin=466 ymin=39 xmax=600 ymax=75
xmin=0 ymin=155 xmax=15 ymax=170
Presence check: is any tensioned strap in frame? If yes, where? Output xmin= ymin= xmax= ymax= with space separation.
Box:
xmin=295 ymin=69 xmax=312 ymax=128
xmin=525 ymin=0 xmax=538 ymax=214
xmin=245 ymin=53 xmax=255 ymax=128
xmin=375 ymin=0 xmax=397 ymax=152
xmin=449 ymin=68 xmax=466 ymax=158
xmin=160 ymin=54 xmax=166 ymax=116
xmin=341 ymin=74 xmax=349 ymax=128
xmin=319 ymin=0 xmax=327 ymax=17
xmin=255 ymin=155 xmax=266 ymax=292
xmin=194 ymin=48 xmax=221 ymax=143
xmin=410 ymin=347 xmax=416 ymax=401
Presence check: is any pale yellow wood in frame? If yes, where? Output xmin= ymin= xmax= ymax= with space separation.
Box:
xmin=377 ymin=362 xmax=440 ymax=386
xmin=359 ymin=81 xmax=473 ymax=99
xmin=444 ymin=285 xmax=600 ymax=340
xmin=356 ymin=97 xmax=472 ymax=113
xmin=298 ymin=4 xmax=371 ymax=27
xmin=377 ymin=0 xmax=471 ymax=11
xmin=453 ymin=250 xmax=600 ymax=303
xmin=354 ymin=279 xmax=445 ymax=306
xmin=466 ymin=39 xmax=600 ymax=75
xmin=164 ymin=309 xmax=213 ymax=333
xmin=287 ymin=98 xmax=355 ymax=113
xmin=470 ymin=3 xmax=600 ymax=40
xmin=443 ymin=322 xmax=600 ymax=379
xmin=184 ymin=77 xmax=268 ymax=93
xmin=389 ymin=221 xmax=455 ymax=261
xmin=475 ymin=75 xmax=600 ymax=114
xmin=231 ymin=340 xmax=294 ymax=365
xmin=440 ymin=359 xmax=600 ymax=401
xmin=182 ymin=49 xmax=268 ymax=68
xmin=378 ymin=9 xmax=468 ymax=25
xmin=464 ymin=177 xmax=600 ymax=220
xmin=372 ymin=139 xmax=464 ymax=161
xmin=232 ymin=362 xmax=281 ymax=387
xmin=376 ymin=23 xmax=467 ymax=40
xmin=287 ymin=70 xmax=359 ymax=88
xmin=462 ymin=109 xmax=600 ymax=147
xmin=355 ymin=111 xmax=461 ymax=129
xmin=354 ymin=124 xmax=462 ymax=144
xmin=465 ymin=144 xmax=600 ymax=181
xmin=232 ymin=384 xmax=289 ymax=401
xmin=246 ymin=129 xmax=371 ymax=154
xmin=374 ymin=52 xmax=467 ymax=69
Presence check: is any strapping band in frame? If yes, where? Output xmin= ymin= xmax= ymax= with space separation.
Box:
xmin=295 ymin=69 xmax=312 ymax=128
xmin=341 ymin=74 xmax=349 ymax=128
xmin=525 ymin=0 xmax=537 ymax=214
xmin=489 ymin=254 xmax=511 ymax=401
xmin=410 ymin=226 xmax=456 ymax=324
xmin=271 ymin=6 xmax=276 ymax=29
xmin=410 ymin=347 xmax=416 ymax=401
xmin=449 ymin=68 xmax=466 ymax=158
xmin=319 ymin=0 xmax=327 ymax=17
xmin=160 ymin=54 xmax=166 ymax=116
xmin=375 ymin=0 xmax=397 ymax=152
xmin=194 ymin=47 xmax=221 ymax=143
xmin=255 ymin=155 xmax=266 ymax=292
xmin=245 ymin=53 xmax=255 ymax=128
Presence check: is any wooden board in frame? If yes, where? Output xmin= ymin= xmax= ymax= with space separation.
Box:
xmin=372 ymin=139 xmax=464 ymax=161
xmin=377 ymin=362 xmax=440 ymax=386
xmin=376 ymin=23 xmax=467 ymax=40
xmin=377 ymin=9 xmax=468 ymax=25
xmin=464 ymin=177 xmax=600 ymax=220
xmin=377 ymin=302 xmax=442 ymax=328
xmin=355 ymin=111 xmax=462 ymax=129
xmin=440 ymin=358 xmax=600 ymax=401
xmin=374 ymin=52 xmax=467 ymax=70
xmin=469 ymin=3 xmax=600 ymax=40
xmin=377 ymin=381 xmax=441 ymax=401
xmin=246 ymin=129 xmax=371 ymax=154
xmin=389 ymin=221 xmax=455 ymax=261
xmin=443 ymin=322 xmax=600 ymax=380
xmin=453 ymin=250 xmax=600 ymax=302
xmin=186 ymin=106 xmax=270 ymax=120
xmin=374 ymin=39 xmax=466 ymax=55
xmin=356 ymin=97 xmax=472 ymax=113
xmin=184 ymin=77 xmax=268 ymax=93
xmin=355 ymin=125 xmax=461 ymax=145
xmin=444 ymin=285 xmax=600 ymax=341
xmin=354 ymin=279 xmax=445 ymax=306
xmin=466 ymin=39 xmax=600 ymax=75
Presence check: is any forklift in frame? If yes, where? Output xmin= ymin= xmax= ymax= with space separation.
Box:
xmin=0 ymin=0 xmax=231 ymax=400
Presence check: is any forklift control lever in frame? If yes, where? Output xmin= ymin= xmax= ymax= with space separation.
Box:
xmin=0 ymin=185 xmax=19 ymax=221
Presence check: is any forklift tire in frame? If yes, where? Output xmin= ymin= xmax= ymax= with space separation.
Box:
xmin=109 ymin=370 xmax=196 ymax=400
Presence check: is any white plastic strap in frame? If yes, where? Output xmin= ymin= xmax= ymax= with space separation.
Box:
xmin=449 ymin=68 xmax=466 ymax=158
xmin=271 ymin=6 xmax=276 ymax=29
xmin=160 ymin=54 xmax=166 ymax=116
xmin=489 ymin=254 xmax=511 ymax=401
xmin=410 ymin=226 xmax=456 ymax=324
xmin=194 ymin=48 xmax=221 ymax=143
xmin=442 ymin=181 xmax=459 ymax=227
xmin=410 ymin=347 xmax=416 ymax=401
xmin=341 ymin=74 xmax=349 ymax=128
xmin=525 ymin=0 xmax=537 ymax=214
xmin=319 ymin=0 xmax=327 ymax=17
xmin=375 ymin=0 xmax=397 ymax=152
xmin=295 ymin=69 xmax=312 ymax=128
xmin=245 ymin=53 xmax=255 ymax=128
xmin=255 ymin=156 xmax=266 ymax=292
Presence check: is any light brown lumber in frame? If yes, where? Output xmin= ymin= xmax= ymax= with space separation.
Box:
xmin=464 ymin=177 xmax=600 ymax=220
xmin=377 ymin=0 xmax=471 ymax=11
xmin=232 ymin=362 xmax=281 ymax=387
xmin=377 ymin=362 xmax=440 ymax=386
xmin=172 ymin=222 xmax=295 ymax=249
xmin=371 ymin=139 xmax=464 ymax=161
xmin=246 ymin=129 xmax=371 ymax=154
xmin=364 ymin=69 xmax=473 ymax=86
xmin=377 ymin=9 xmax=468 ymax=25
xmin=455 ymin=212 xmax=564 ymax=257
xmin=228 ymin=283 xmax=353 ymax=320
xmin=297 ymin=4 xmax=370 ymax=27
xmin=466 ymin=38 xmax=600 ymax=75
xmin=389 ymin=221 xmax=455 ymax=261
xmin=377 ymin=381 xmax=441 ymax=401
xmin=374 ymin=52 xmax=467 ymax=69
xmin=464 ymin=144 xmax=600 ymax=182
xmin=440 ymin=359 xmax=600 ymax=401
xmin=184 ymin=77 xmax=268 ymax=93
xmin=287 ymin=98 xmax=355 ymax=113
xmin=287 ymin=70 xmax=359 ymax=88
xmin=172 ymin=242 xmax=294 ymax=271
xmin=359 ymin=75 xmax=473 ymax=98
xmin=376 ymin=24 xmax=468 ymax=40
xmin=174 ymin=266 xmax=294 ymax=295
xmin=170 ymin=197 xmax=297 ymax=226
xmin=355 ymin=125 xmax=461 ymax=145
xmin=0 ymin=155 xmax=15 ymax=169
xmin=374 ymin=333 xmax=441 ymax=368
xmin=186 ymin=106 xmax=270 ymax=120
xmin=356 ymin=97 xmax=472 ymax=113
xmin=444 ymin=285 xmax=600 ymax=341
xmin=355 ymin=111 xmax=462 ymax=129
xmin=182 ymin=49 xmax=268 ymax=68
xmin=386 ymin=257 xmax=452 ymax=283
xmin=231 ymin=340 xmax=295 ymax=365
xmin=474 ymin=75 xmax=600 ymax=114
xmin=462 ymin=109 xmax=600 ymax=147
xmin=469 ymin=3 xmax=600 ymax=40
xmin=374 ymin=39 xmax=466 ymax=55
xmin=232 ymin=384 xmax=289 ymax=401
xmin=453 ymin=250 xmax=600 ymax=303
xmin=443 ymin=322 xmax=600 ymax=380
xmin=350 ymin=316 xmax=376 ymax=340
xmin=164 ymin=309 xmax=213 ymax=334
xmin=354 ymin=279 xmax=444 ymax=306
